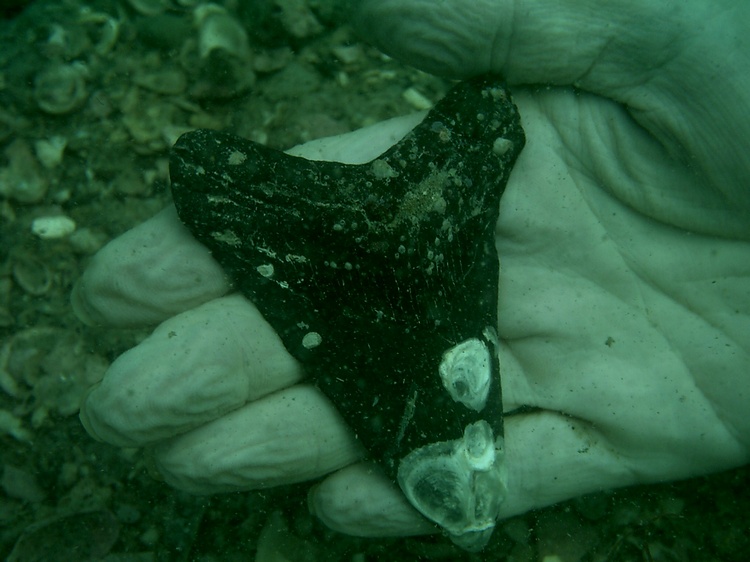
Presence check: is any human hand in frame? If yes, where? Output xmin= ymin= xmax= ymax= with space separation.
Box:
xmin=75 ymin=0 xmax=750 ymax=539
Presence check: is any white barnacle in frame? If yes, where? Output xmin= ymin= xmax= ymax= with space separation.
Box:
xmin=397 ymin=419 xmax=506 ymax=551
xmin=438 ymin=338 xmax=491 ymax=412
xmin=302 ymin=332 xmax=322 ymax=349
xmin=484 ymin=86 xmax=507 ymax=102
xmin=492 ymin=137 xmax=514 ymax=156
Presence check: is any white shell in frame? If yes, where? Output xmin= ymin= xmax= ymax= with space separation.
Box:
xmin=397 ymin=420 xmax=506 ymax=552
xmin=33 ymin=63 xmax=89 ymax=115
xmin=462 ymin=418 xmax=495 ymax=471
xmin=34 ymin=136 xmax=67 ymax=169
xmin=438 ymin=338 xmax=491 ymax=412
xmin=194 ymin=4 xmax=249 ymax=60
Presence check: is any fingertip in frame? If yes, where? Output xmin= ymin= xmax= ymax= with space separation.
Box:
xmin=309 ymin=463 xmax=435 ymax=537
xmin=78 ymin=382 xmax=105 ymax=441
xmin=499 ymin=411 xmax=638 ymax=519
xmin=70 ymin=277 xmax=102 ymax=326
xmin=78 ymin=376 xmax=144 ymax=448
xmin=70 ymin=206 xmax=230 ymax=328
xmin=77 ymin=295 xmax=306 ymax=449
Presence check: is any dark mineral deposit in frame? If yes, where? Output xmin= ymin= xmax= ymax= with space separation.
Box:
xmin=170 ymin=75 xmax=525 ymax=550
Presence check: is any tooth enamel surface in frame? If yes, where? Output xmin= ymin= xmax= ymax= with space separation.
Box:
xmin=170 ymin=75 xmax=525 ymax=551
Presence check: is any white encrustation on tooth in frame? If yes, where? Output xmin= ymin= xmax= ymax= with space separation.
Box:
xmin=438 ymin=337 xmax=491 ymax=412
xmin=397 ymin=420 xmax=507 ymax=552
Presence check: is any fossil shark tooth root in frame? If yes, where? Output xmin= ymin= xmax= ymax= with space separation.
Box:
xmin=170 ymin=74 xmax=525 ymax=551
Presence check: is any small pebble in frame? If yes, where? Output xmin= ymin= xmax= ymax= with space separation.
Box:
xmin=34 ymin=136 xmax=67 ymax=169
xmin=31 ymin=215 xmax=76 ymax=239
xmin=1 ymin=464 xmax=46 ymax=503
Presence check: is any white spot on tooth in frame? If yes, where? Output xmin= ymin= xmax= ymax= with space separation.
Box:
xmin=493 ymin=137 xmax=513 ymax=156
xmin=228 ymin=150 xmax=247 ymax=165
xmin=256 ymin=264 xmax=274 ymax=278
xmin=302 ymin=332 xmax=322 ymax=349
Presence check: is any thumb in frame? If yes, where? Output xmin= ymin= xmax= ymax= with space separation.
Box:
xmin=355 ymin=0 xmax=713 ymax=85
xmin=355 ymin=0 xmax=750 ymax=229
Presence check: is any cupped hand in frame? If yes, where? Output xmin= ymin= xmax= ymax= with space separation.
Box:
xmin=76 ymin=0 xmax=750 ymax=539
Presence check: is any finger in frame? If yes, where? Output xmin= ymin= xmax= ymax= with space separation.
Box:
xmin=80 ymin=294 xmax=302 ymax=447
xmin=309 ymin=463 xmax=436 ymax=537
xmin=152 ymin=384 xmax=363 ymax=493
xmin=71 ymin=206 xmax=229 ymax=327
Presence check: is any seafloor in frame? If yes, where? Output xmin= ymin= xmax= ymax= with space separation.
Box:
xmin=0 ymin=0 xmax=748 ymax=561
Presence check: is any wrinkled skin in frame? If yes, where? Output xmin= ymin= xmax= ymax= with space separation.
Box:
xmin=75 ymin=0 xmax=750 ymax=538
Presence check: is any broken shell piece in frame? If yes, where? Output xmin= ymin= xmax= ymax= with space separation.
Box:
xmin=439 ymin=338 xmax=491 ymax=412
xmin=78 ymin=8 xmax=121 ymax=55
xmin=7 ymin=510 xmax=120 ymax=561
xmin=275 ymin=0 xmax=324 ymax=39
xmin=402 ymin=87 xmax=433 ymax=110
xmin=397 ymin=420 xmax=507 ymax=552
xmin=12 ymin=255 xmax=52 ymax=296
xmin=31 ymin=215 xmax=77 ymax=239
xmin=193 ymin=4 xmax=249 ymax=60
xmin=34 ymin=63 xmax=89 ymax=115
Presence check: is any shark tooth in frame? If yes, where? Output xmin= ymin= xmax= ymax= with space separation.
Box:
xmin=170 ymin=75 xmax=525 ymax=551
